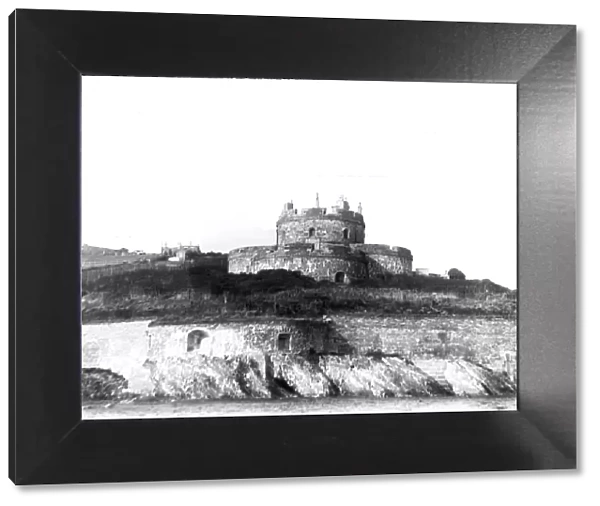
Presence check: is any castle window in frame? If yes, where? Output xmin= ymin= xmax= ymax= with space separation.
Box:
xmin=335 ymin=272 xmax=346 ymax=283
xmin=343 ymin=228 xmax=349 ymax=240
xmin=308 ymin=227 xmax=315 ymax=237
xmin=187 ymin=329 xmax=209 ymax=352
xmin=277 ymin=333 xmax=291 ymax=352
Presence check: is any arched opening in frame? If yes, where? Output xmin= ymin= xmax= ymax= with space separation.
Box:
xmin=335 ymin=272 xmax=346 ymax=283
xmin=187 ymin=329 xmax=210 ymax=352
xmin=308 ymin=227 xmax=315 ymax=237
xmin=277 ymin=333 xmax=291 ymax=352
xmin=342 ymin=228 xmax=349 ymax=240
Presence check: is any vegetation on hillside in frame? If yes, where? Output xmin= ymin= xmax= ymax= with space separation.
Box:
xmin=82 ymin=266 xmax=516 ymax=324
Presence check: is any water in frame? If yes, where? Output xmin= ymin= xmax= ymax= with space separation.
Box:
xmin=82 ymin=395 xmax=516 ymax=420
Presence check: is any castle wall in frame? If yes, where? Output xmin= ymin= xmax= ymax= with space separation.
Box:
xmin=228 ymin=246 xmax=276 ymax=274
xmin=350 ymin=244 xmax=413 ymax=276
xmin=366 ymin=254 xmax=413 ymax=276
xmin=356 ymin=244 xmax=413 ymax=259
xmin=277 ymin=215 xmax=365 ymax=246
xmin=229 ymin=250 xmax=368 ymax=282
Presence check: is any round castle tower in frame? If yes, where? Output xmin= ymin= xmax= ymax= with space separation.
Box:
xmin=277 ymin=195 xmax=365 ymax=249
xmin=228 ymin=196 xmax=413 ymax=283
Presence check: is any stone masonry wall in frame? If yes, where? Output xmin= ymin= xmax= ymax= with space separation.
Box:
xmin=366 ymin=254 xmax=413 ymax=276
xmin=82 ymin=315 xmax=515 ymax=395
xmin=82 ymin=318 xmax=350 ymax=393
xmin=229 ymin=250 xmax=368 ymax=281
xmin=350 ymin=244 xmax=413 ymax=276
xmin=354 ymin=243 xmax=413 ymax=259
xmin=277 ymin=215 xmax=365 ymax=246
xmin=228 ymin=246 xmax=276 ymax=274
xmin=228 ymin=246 xmax=413 ymax=280
xmin=147 ymin=318 xmax=346 ymax=359
xmin=329 ymin=314 xmax=516 ymax=371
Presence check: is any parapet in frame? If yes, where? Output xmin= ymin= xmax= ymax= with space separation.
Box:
xmin=277 ymin=207 xmax=364 ymax=226
xmin=279 ymin=198 xmax=363 ymax=222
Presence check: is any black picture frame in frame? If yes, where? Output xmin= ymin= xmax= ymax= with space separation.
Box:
xmin=8 ymin=9 xmax=577 ymax=485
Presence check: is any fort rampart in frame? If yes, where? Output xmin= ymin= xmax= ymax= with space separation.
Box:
xmin=229 ymin=248 xmax=368 ymax=281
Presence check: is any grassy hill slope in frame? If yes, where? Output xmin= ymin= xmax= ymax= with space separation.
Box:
xmin=82 ymin=267 xmax=516 ymax=324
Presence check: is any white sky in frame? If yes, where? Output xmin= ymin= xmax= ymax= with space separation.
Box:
xmin=82 ymin=77 xmax=516 ymax=289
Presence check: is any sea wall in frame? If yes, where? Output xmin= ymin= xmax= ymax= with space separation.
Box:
xmin=82 ymin=317 xmax=352 ymax=394
xmin=328 ymin=314 xmax=516 ymax=371
xmin=82 ymin=315 xmax=516 ymax=397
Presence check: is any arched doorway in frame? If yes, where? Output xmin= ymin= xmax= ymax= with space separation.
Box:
xmin=187 ymin=329 xmax=210 ymax=352
xmin=335 ymin=272 xmax=346 ymax=283
xmin=342 ymin=228 xmax=349 ymax=240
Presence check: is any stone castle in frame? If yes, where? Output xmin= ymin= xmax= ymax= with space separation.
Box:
xmin=228 ymin=196 xmax=413 ymax=283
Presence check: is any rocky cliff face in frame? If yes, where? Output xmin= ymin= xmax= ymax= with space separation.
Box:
xmin=83 ymin=315 xmax=516 ymax=401
xmin=142 ymin=352 xmax=514 ymax=400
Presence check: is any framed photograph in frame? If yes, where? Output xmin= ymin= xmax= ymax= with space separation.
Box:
xmin=9 ymin=9 xmax=576 ymax=485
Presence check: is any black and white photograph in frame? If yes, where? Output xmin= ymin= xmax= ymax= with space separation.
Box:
xmin=80 ymin=77 xmax=518 ymax=419
xmin=7 ymin=1 xmax=582 ymax=491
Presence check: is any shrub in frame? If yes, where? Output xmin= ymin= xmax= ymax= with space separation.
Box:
xmin=448 ymin=268 xmax=466 ymax=280
xmin=212 ymin=269 xmax=318 ymax=297
xmin=82 ymin=368 xmax=128 ymax=400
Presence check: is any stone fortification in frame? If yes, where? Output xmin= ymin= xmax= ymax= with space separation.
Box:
xmin=82 ymin=315 xmax=515 ymax=399
xmin=276 ymin=205 xmax=366 ymax=246
xmin=228 ymin=196 xmax=413 ymax=283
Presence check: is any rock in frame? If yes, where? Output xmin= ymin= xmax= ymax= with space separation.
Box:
xmin=82 ymin=367 xmax=129 ymax=400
